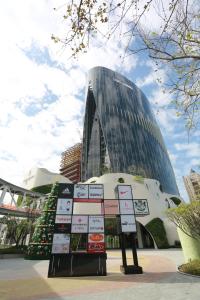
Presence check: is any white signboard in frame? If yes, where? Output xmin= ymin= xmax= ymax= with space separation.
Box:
xmin=55 ymin=215 xmax=72 ymax=224
xmin=118 ymin=185 xmax=133 ymax=200
xmin=52 ymin=244 xmax=70 ymax=254
xmin=133 ymin=199 xmax=149 ymax=215
xmin=56 ymin=198 xmax=73 ymax=215
xmin=74 ymin=184 xmax=89 ymax=199
xmin=89 ymin=184 xmax=104 ymax=199
xmin=71 ymin=215 xmax=88 ymax=233
xmin=52 ymin=233 xmax=70 ymax=244
xmin=88 ymin=216 xmax=104 ymax=233
xmin=121 ymin=215 xmax=136 ymax=232
xmin=119 ymin=200 xmax=134 ymax=214
xmin=73 ymin=202 xmax=102 ymax=215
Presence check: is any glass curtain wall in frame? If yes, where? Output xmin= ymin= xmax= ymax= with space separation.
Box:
xmin=81 ymin=67 xmax=179 ymax=196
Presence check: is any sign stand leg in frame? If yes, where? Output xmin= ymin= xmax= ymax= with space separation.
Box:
xmin=120 ymin=233 xmax=127 ymax=268
xmin=120 ymin=233 xmax=143 ymax=275
xmin=131 ymin=233 xmax=139 ymax=267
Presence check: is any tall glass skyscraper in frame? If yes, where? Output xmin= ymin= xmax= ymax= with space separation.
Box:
xmin=81 ymin=66 xmax=179 ymax=195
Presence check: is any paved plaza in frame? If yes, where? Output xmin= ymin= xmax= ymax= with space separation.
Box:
xmin=0 ymin=249 xmax=199 ymax=300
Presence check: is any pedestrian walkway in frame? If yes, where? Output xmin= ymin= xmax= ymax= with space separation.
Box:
xmin=0 ymin=249 xmax=199 ymax=300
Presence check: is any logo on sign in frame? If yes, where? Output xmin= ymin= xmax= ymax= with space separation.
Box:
xmin=118 ymin=185 xmax=133 ymax=199
xmin=77 ymin=192 xmax=87 ymax=198
xmin=88 ymin=242 xmax=105 ymax=253
xmin=89 ymin=216 xmax=104 ymax=233
xmin=62 ymin=187 xmax=70 ymax=194
xmin=89 ymin=185 xmax=103 ymax=199
xmin=120 ymin=191 xmax=127 ymax=195
xmin=55 ymin=215 xmax=71 ymax=224
xmin=89 ymin=234 xmax=104 ymax=242
xmin=133 ymin=199 xmax=149 ymax=215
xmin=74 ymin=185 xmax=88 ymax=198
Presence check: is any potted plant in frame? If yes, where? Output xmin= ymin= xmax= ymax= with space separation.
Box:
xmin=166 ymin=201 xmax=200 ymax=262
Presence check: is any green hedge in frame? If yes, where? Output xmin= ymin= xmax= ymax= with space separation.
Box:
xmin=170 ymin=197 xmax=181 ymax=206
xmin=0 ymin=246 xmax=27 ymax=254
xmin=118 ymin=177 xmax=125 ymax=183
xmin=145 ymin=218 xmax=169 ymax=248
xmin=31 ymin=184 xmax=53 ymax=194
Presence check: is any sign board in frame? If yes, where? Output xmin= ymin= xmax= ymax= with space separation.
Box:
xmin=89 ymin=184 xmax=104 ymax=199
xmin=88 ymin=233 xmax=105 ymax=243
xmin=88 ymin=234 xmax=105 ymax=253
xmin=88 ymin=242 xmax=105 ymax=253
xmin=119 ymin=200 xmax=134 ymax=214
xmin=52 ymin=234 xmax=70 ymax=254
xmin=117 ymin=185 xmax=133 ymax=200
xmin=52 ymin=244 xmax=70 ymax=254
xmin=74 ymin=184 xmax=89 ymax=199
xmin=133 ymin=199 xmax=149 ymax=215
xmin=52 ymin=233 xmax=70 ymax=244
xmin=71 ymin=215 xmax=88 ymax=233
xmin=56 ymin=198 xmax=73 ymax=215
xmin=55 ymin=215 xmax=71 ymax=224
xmin=88 ymin=216 xmax=104 ymax=233
xmin=58 ymin=183 xmax=74 ymax=198
xmin=121 ymin=215 xmax=136 ymax=232
xmin=54 ymin=223 xmax=71 ymax=233
xmin=104 ymin=200 xmax=119 ymax=215
xmin=73 ymin=202 xmax=103 ymax=215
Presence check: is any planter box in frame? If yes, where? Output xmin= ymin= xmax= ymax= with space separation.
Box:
xmin=178 ymin=228 xmax=200 ymax=262
xmin=48 ymin=253 xmax=107 ymax=277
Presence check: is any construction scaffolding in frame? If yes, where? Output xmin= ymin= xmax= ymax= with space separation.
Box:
xmin=60 ymin=143 xmax=82 ymax=183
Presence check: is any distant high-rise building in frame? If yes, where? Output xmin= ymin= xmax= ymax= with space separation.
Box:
xmin=183 ymin=169 xmax=200 ymax=201
xmin=81 ymin=66 xmax=179 ymax=195
xmin=60 ymin=143 xmax=82 ymax=183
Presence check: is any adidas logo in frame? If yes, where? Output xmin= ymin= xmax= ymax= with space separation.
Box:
xmin=62 ymin=187 xmax=71 ymax=194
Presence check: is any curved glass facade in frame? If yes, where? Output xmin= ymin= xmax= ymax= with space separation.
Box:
xmin=81 ymin=66 xmax=179 ymax=195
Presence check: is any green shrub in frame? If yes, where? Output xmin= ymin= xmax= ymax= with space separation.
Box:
xmin=118 ymin=177 xmax=125 ymax=183
xmin=166 ymin=201 xmax=200 ymax=240
xmin=170 ymin=197 xmax=181 ymax=206
xmin=145 ymin=218 xmax=169 ymax=248
xmin=0 ymin=246 xmax=27 ymax=254
xmin=31 ymin=184 xmax=53 ymax=194
xmin=179 ymin=259 xmax=200 ymax=276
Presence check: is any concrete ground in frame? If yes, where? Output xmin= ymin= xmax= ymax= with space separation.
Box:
xmin=0 ymin=249 xmax=199 ymax=300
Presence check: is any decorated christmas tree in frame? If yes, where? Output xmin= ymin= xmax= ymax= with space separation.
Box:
xmin=27 ymin=182 xmax=59 ymax=259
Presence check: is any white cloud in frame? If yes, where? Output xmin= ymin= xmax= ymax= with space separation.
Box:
xmin=174 ymin=143 xmax=200 ymax=158
xmin=136 ymin=67 xmax=167 ymax=90
xmin=0 ymin=0 xmax=138 ymax=187
xmin=149 ymin=88 xmax=172 ymax=107
xmin=153 ymin=108 xmax=177 ymax=133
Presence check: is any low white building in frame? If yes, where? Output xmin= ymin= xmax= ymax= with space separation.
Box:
xmin=84 ymin=173 xmax=182 ymax=248
xmin=23 ymin=167 xmax=72 ymax=190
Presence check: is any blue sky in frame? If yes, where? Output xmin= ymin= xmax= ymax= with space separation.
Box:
xmin=0 ymin=0 xmax=199 ymax=201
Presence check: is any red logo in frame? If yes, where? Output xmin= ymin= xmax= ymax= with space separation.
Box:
xmin=88 ymin=242 xmax=105 ymax=253
xmin=120 ymin=191 xmax=127 ymax=195
xmin=89 ymin=234 xmax=104 ymax=242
